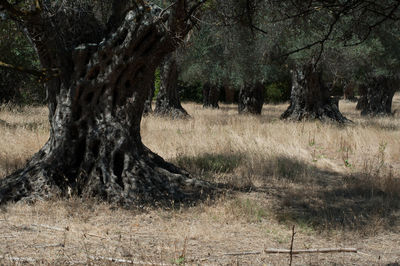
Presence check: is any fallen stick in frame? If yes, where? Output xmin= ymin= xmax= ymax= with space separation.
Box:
xmin=0 ymin=255 xmax=36 ymax=263
xmin=0 ymin=235 xmax=16 ymax=238
xmin=265 ymin=248 xmax=357 ymax=254
xmin=224 ymin=251 xmax=262 ymax=256
xmin=31 ymin=223 xmax=66 ymax=232
xmin=31 ymin=223 xmax=107 ymax=239
xmin=35 ymin=243 xmax=65 ymax=249
xmin=82 ymin=232 xmax=107 ymax=239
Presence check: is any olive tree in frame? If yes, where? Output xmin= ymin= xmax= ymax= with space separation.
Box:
xmin=0 ymin=0 xmax=209 ymax=206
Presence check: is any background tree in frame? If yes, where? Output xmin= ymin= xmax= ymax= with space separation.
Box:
xmin=352 ymin=28 xmax=400 ymax=116
xmin=239 ymin=0 xmax=400 ymax=121
xmin=154 ymin=52 xmax=189 ymax=118
xmin=0 ymin=19 xmax=44 ymax=104
xmin=179 ymin=0 xmax=270 ymax=114
xmin=0 ymin=0 xmax=209 ymax=206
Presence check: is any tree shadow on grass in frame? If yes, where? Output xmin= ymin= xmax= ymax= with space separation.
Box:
xmin=264 ymin=156 xmax=400 ymax=233
xmin=173 ymin=153 xmax=244 ymax=181
xmin=174 ymin=152 xmax=400 ymax=232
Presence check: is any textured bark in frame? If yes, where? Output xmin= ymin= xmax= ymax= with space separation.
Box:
xmin=0 ymin=1 xmax=209 ymax=206
xmin=154 ymin=54 xmax=188 ymax=118
xmin=143 ymin=78 xmax=155 ymax=115
xmin=238 ymin=82 xmax=264 ymax=115
xmin=281 ymin=65 xmax=348 ymax=123
xmin=203 ymin=83 xmax=220 ymax=108
xmin=358 ymin=76 xmax=397 ymax=116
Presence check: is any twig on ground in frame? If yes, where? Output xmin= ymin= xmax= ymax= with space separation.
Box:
xmin=289 ymin=225 xmax=296 ymax=266
xmin=224 ymin=251 xmax=262 ymax=256
xmin=265 ymin=248 xmax=358 ymax=254
xmin=82 ymin=232 xmax=107 ymax=239
xmin=34 ymin=243 xmax=65 ymax=249
xmin=31 ymin=223 xmax=67 ymax=232
xmin=30 ymin=223 xmax=107 ymax=239
xmin=0 ymin=235 xmax=16 ymax=238
xmin=0 ymin=255 xmax=36 ymax=263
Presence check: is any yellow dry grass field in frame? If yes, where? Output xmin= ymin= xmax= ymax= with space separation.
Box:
xmin=0 ymin=97 xmax=400 ymax=265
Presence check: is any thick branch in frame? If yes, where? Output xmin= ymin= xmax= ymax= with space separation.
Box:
xmin=0 ymin=60 xmax=59 ymax=81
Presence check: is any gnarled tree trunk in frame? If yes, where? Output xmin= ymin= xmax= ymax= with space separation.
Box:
xmin=358 ymin=76 xmax=397 ymax=116
xmin=238 ymin=82 xmax=264 ymax=114
xmin=203 ymin=83 xmax=220 ymax=108
xmin=281 ymin=64 xmax=348 ymax=123
xmin=0 ymin=1 xmax=208 ymax=206
xmin=154 ymin=54 xmax=188 ymax=118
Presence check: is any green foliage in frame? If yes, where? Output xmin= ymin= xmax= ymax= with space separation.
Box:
xmin=153 ymin=68 xmax=161 ymax=98
xmin=178 ymin=81 xmax=203 ymax=103
xmin=264 ymin=81 xmax=291 ymax=103
xmin=0 ymin=20 xmax=44 ymax=104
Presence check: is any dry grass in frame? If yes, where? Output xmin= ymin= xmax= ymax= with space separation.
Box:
xmin=0 ymin=96 xmax=400 ymax=265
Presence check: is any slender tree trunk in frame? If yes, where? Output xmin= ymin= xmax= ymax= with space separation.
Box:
xmin=358 ymin=76 xmax=397 ymax=116
xmin=202 ymin=83 xmax=210 ymax=107
xmin=203 ymin=83 xmax=220 ymax=108
xmin=0 ymin=2 xmax=208 ymax=206
xmin=281 ymin=64 xmax=348 ymax=122
xmin=143 ymin=77 xmax=155 ymax=115
xmin=238 ymin=82 xmax=264 ymax=114
xmin=224 ymin=86 xmax=235 ymax=103
xmin=356 ymin=84 xmax=367 ymax=110
xmin=343 ymin=82 xmax=357 ymax=101
xmin=154 ymin=54 xmax=188 ymax=118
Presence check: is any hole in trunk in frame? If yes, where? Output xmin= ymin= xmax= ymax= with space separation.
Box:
xmin=87 ymin=66 xmax=100 ymax=80
xmin=70 ymin=125 xmax=79 ymax=139
xmin=113 ymin=151 xmax=125 ymax=189
xmin=84 ymin=91 xmax=94 ymax=104
xmin=116 ymin=29 xmax=128 ymax=46
xmin=89 ymin=139 xmax=100 ymax=155
xmin=73 ymin=105 xmax=82 ymax=121
xmin=142 ymin=39 xmax=157 ymax=56
xmin=125 ymin=80 xmax=131 ymax=88
xmin=75 ymin=85 xmax=83 ymax=101
xmin=135 ymin=30 xmax=154 ymax=54
xmin=101 ymin=52 xmax=108 ymax=61
xmin=113 ymin=88 xmax=119 ymax=107
xmin=73 ymin=137 xmax=86 ymax=170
